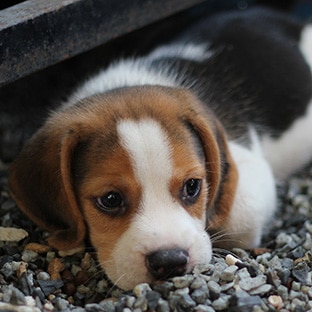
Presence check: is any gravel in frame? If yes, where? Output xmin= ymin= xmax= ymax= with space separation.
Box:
xmin=1 ymin=163 xmax=312 ymax=312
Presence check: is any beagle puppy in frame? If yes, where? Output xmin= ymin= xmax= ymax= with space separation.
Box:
xmin=9 ymin=8 xmax=312 ymax=290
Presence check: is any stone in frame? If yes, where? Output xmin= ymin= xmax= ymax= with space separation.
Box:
xmin=221 ymin=265 xmax=238 ymax=281
xmin=172 ymin=275 xmax=194 ymax=288
xmin=54 ymin=297 xmax=69 ymax=311
xmin=191 ymin=276 xmax=206 ymax=289
xmin=85 ymin=303 xmax=105 ymax=311
xmin=152 ymin=281 xmax=174 ymax=299
xmin=194 ymin=305 xmax=215 ymax=312
xmin=212 ymin=296 xmax=229 ymax=311
xmin=249 ymin=284 xmax=272 ymax=295
xmin=133 ymin=295 xmax=148 ymax=310
xmin=208 ymin=280 xmax=221 ymax=300
xmin=133 ymin=283 xmax=152 ymax=297
xmin=24 ymin=243 xmax=50 ymax=254
xmin=47 ymin=257 xmax=65 ymax=280
xmin=238 ymin=274 xmax=266 ymax=292
xmin=191 ymin=286 xmax=208 ymax=304
xmin=37 ymin=279 xmax=64 ymax=296
xmin=0 ymin=226 xmax=28 ymax=242
xmin=37 ymin=272 xmax=51 ymax=281
xmin=21 ymin=250 xmax=38 ymax=263
xmin=146 ymin=290 xmax=161 ymax=311
xmin=292 ymin=262 xmax=310 ymax=284
xmin=268 ymin=295 xmax=283 ymax=309
xmin=176 ymin=293 xmax=196 ymax=311
xmin=157 ymin=298 xmax=170 ymax=312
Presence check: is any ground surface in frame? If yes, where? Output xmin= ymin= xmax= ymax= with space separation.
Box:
xmin=1 ymin=163 xmax=312 ymax=311
xmin=1 ymin=2 xmax=312 ymax=311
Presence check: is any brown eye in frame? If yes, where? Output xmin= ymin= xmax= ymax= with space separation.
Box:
xmin=181 ymin=179 xmax=202 ymax=205
xmin=95 ymin=191 xmax=125 ymax=216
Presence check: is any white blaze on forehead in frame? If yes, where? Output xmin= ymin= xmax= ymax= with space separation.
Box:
xmin=109 ymin=118 xmax=212 ymax=290
xmin=117 ymin=119 xmax=173 ymax=199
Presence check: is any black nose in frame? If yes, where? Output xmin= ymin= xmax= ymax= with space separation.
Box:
xmin=146 ymin=248 xmax=189 ymax=280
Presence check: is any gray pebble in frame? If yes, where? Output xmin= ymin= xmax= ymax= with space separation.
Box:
xmin=249 ymin=284 xmax=272 ymax=295
xmin=292 ymin=281 xmax=301 ymax=291
xmin=238 ymin=274 xmax=266 ymax=292
xmin=10 ymin=285 xmax=26 ymax=305
xmin=176 ymin=293 xmax=196 ymax=310
xmin=71 ymin=308 xmax=86 ymax=312
xmin=85 ymin=303 xmax=105 ymax=312
xmin=292 ymin=262 xmax=309 ymax=284
xmin=125 ymin=295 xmax=135 ymax=308
xmin=220 ymin=281 xmax=234 ymax=292
xmin=146 ymin=290 xmax=161 ymax=311
xmin=133 ymin=295 xmax=148 ymax=311
xmin=191 ymin=276 xmax=207 ymax=289
xmin=71 ymin=264 xmax=82 ymax=276
xmin=133 ymin=283 xmax=152 ymax=297
xmin=152 ymin=281 xmax=173 ymax=299
xmin=99 ymin=300 xmax=116 ymax=312
xmin=193 ymin=264 xmax=214 ymax=275
xmin=191 ymin=286 xmax=209 ymax=304
xmin=237 ymin=267 xmax=250 ymax=280
xmin=21 ymin=250 xmax=38 ymax=263
xmin=54 ymin=297 xmax=69 ymax=311
xmin=233 ymin=293 xmax=263 ymax=310
xmin=212 ymin=296 xmax=228 ymax=311
xmin=211 ymin=262 xmax=227 ymax=282
xmin=207 ymin=280 xmax=221 ymax=300
xmin=277 ymin=285 xmax=289 ymax=300
xmin=302 ymin=233 xmax=312 ymax=250
xmin=0 ymin=262 xmax=13 ymax=278
xmin=37 ymin=279 xmax=64 ymax=296
xmin=290 ymin=298 xmax=306 ymax=311
xmin=157 ymin=298 xmax=170 ymax=312
xmin=168 ymin=294 xmax=180 ymax=310
xmin=172 ymin=275 xmax=194 ymax=288
xmin=174 ymin=287 xmax=189 ymax=296
xmin=96 ymin=280 xmax=108 ymax=293
xmin=37 ymin=272 xmax=50 ymax=281
xmin=194 ymin=305 xmax=215 ymax=312
xmin=220 ymin=265 xmax=238 ymax=281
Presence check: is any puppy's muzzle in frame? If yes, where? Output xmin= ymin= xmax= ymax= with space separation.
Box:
xmin=146 ymin=248 xmax=189 ymax=280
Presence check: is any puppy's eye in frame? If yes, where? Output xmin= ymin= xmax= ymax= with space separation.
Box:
xmin=95 ymin=192 xmax=125 ymax=216
xmin=181 ymin=179 xmax=202 ymax=205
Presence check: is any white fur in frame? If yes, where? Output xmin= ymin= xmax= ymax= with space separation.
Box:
xmin=148 ymin=43 xmax=212 ymax=62
xmin=300 ymin=25 xmax=312 ymax=71
xmin=64 ymin=59 xmax=179 ymax=107
xmin=63 ymin=43 xmax=212 ymax=108
xmin=261 ymin=101 xmax=312 ymax=180
xmin=261 ymin=25 xmax=312 ymax=180
xmin=109 ymin=119 xmax=212 ymax=290
xmin=225 ymin=131 xmax=276 ymax=248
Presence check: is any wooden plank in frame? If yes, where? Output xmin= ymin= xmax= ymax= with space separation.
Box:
xmin=0 ymin=0 xmax=205 ymax=86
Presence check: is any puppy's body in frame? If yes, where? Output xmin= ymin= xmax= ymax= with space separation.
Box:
xmin=9 ymin=8 xmax=312 ymax=289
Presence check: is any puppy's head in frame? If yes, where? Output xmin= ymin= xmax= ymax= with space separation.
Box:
xmin=9 ymin=86 xmax=237 ymax=290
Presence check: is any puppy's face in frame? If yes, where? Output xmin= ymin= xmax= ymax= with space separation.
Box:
xmin=9 ymin=86 xmax=237 ymax=290
xmin=75 ymin=117 xmax=210 ymax=289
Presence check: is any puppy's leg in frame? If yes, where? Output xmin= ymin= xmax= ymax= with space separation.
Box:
xmin=220 ymin=131 xmax=277 ymax=248
xmin=262 ymin=25 xmax=312 ymax=180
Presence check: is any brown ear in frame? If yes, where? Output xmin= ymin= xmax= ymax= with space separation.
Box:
xmin=9 ymin=117 xmax=86 ymax=253
xmin=180 ymin=93 xmax=238 ymax=230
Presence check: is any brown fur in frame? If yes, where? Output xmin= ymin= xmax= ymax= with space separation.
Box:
xmin=9 ymin=86 xmax=237 ymax=256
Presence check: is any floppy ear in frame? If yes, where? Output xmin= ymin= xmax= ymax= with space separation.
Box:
xmin=9 ymin=117 xmax=86 ymax=253
xmin=180 ymin=94 xmax=238 ymax=230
